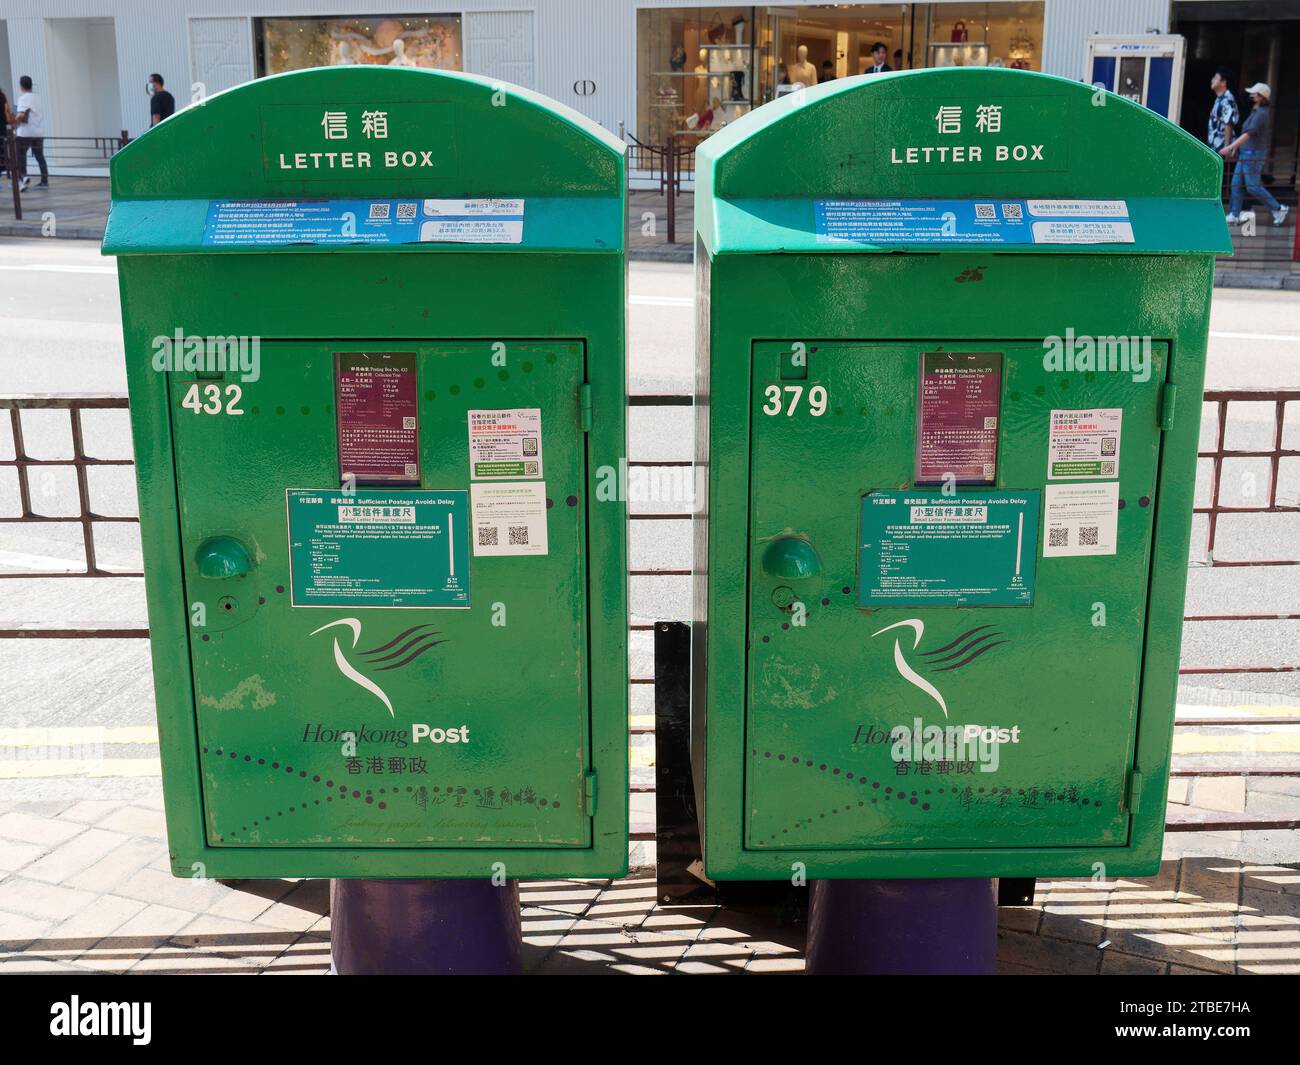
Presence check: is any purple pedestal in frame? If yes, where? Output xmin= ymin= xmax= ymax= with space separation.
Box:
xmin=805 ymin=878 xmax=997 ymax=975
xmin=330 ymin=878 xmax=522 ymax=975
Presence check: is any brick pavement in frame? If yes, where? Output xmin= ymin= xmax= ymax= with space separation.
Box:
xmin=1 ymin=790 xmax=1296 ymax=974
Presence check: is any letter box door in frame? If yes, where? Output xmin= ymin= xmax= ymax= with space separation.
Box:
xmin=167 ymin=339 xmax=591 ymax=849
xmin=743 ymin=339 xmax=1168 ymax=851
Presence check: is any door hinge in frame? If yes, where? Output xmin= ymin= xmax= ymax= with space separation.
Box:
xmin=579 ymin=382 xmax=593 ymax=432
xmin=584 ymin=770 xmax=598 ymax=815
xmin=1124 ymin=769 xmax=1144 ymax=814
xmin=1159 ymin=383 xmax=1177 ymax=431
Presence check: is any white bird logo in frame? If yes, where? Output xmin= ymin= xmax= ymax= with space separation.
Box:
xmin=871 ymin=619 xmax=949 ymax=719
xmin=310 ymin=618 xmax=395 ymax=717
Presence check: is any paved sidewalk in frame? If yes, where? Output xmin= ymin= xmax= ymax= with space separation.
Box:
xmin=1 ymin=791 xmax=1296 ymax=974
xmin=628 ymin=188 xmax=693 ymax=262
xmin=0 ymin=176 xmax=112 ymax=241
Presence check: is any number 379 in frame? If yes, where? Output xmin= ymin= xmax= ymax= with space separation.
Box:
xmin=762 ymin=384 xmax=828 ymax=417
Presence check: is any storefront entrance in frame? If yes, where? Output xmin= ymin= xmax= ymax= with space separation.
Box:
xmin=636 ymin=4 xmax=1044 ymax=148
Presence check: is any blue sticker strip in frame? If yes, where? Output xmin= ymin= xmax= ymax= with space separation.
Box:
xmin=201 ymin=200 xmax=525 ymax=247
xmin=814 ymin=199 xmax=1132 ymax=245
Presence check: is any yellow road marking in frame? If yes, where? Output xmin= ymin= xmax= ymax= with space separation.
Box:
xmin=1177 ymin=704 xmax=1300 ymax=718
xmin=0 ymin=758 xmax=161 ymax=779
xmin=0 ymin=726 xmax=158 ymax=747
xmin=1173 ymin=733 xmax=1300 ymax=755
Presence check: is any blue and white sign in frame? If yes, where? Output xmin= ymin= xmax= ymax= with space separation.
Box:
xmin=814 ymin=199 xmax=1134 ymax=246
xmin=202 ymin=198 xmax=525 ymax=247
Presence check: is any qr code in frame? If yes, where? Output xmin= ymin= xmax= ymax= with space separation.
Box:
xmin=477 ymin=526 xmax=499 ymax=546
xmin=403 ymin=463 xmax=418 ymax=478
xmin=522 ymin=436 xmax=538 ymax=456
xmin=396 ymin=202 xmax=418 ymax=219
xmin=983 ymin=417 xmax=997 ymax=430
xmin=982 ymin=462 xmax=996 ymax=478
xmin=1001 ymin=202 xmax=1023 ymax=219
xmin=1048 ymin=527 xmax=1069 ymax=548
xmin=1100 ymin=461 xmax=1116 ymax=475
xmin=508 ymin=526 xmax=530 ymax=546
xmin=524 ymin=461 xmax=539 ymax=476
xmin=975 ymin=203 xmax=996 ymax=219
xmin=368 ymin=203 xmax=391 ymax=220
xmin=402 ymin=417 xmax=416 ymax=430
xmin=1079 ymin=526 xmax=1099 ymax=546
xmin=1101 ymin=437 xmax=1117 ymax=455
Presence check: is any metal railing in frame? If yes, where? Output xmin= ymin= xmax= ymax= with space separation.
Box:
xmin=1220 ymin=148 xmax=1299 ymax=268
xmin=0 ymin=394 xmax=143 ymax=639
xmin=1188 ymin=389 xmax=1299 ymax=668
xmin=1162 ymin=389 xmax=1300 ymax=831
xmin=2 ymin=390 xmax=1296 ymax=832
xmin=625 ymin=131 xmax=699 ymax=244
xmin=624 ymin=130 xmax=699 ymax=193
xmin=3 ymin=130 xmax=130 ymax=221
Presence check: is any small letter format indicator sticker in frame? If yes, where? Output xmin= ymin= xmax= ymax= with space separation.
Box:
xmin=859 ymin=491 xmax=1038 ymax=607
xmin=287 ymin=489 xmax=469 ymax=607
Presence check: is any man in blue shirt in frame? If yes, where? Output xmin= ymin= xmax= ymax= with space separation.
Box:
xmin=1222 ymin=82 xmax=1288 ymax=227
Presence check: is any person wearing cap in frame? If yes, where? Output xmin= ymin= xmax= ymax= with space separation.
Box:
xmin=1221 ymin=82 xmax=1288 ymax=227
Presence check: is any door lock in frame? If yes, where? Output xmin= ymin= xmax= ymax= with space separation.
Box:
xmin=195 ymin=536 xmax=253 ymax=579
xmin=761 ymin=536 xmax=822 ymax=580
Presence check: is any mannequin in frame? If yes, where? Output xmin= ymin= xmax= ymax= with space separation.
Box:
xmin=789 ymin=44 xmax=818 ymax=90
xmin=694 ymin=47 xmax=709 ymax=74
xmin=388 ymin=38 xmax=415 ymax=66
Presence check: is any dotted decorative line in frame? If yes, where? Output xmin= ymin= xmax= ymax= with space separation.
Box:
xmin=202 ymin=745 xmax=563 ymax=842
xmin=751 ymin=748 xmax=1103 ymax=845
xmin=755 ymin=747 xmax=932 ymax=810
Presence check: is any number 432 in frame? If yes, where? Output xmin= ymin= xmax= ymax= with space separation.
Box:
xmin=181 ymin=382 xmax=244 ymax=416
xmin=763 ymin=384 xmax=827 ymax=417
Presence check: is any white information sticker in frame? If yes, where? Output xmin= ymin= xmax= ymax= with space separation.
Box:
xmin=419 ymin=199 xmax=524 ymax=244
xmin=471 ymin=481 xmax=549 ymax=557
xmin=1048 ymin=408 xmax=1122 ymax=480
xmin=1043 ymin=482 xmax=1119 ymax=558
xmin=1031 ymin=220 xmax=1134 ymax=244
xmin=467 ymin=408 xmax=543 ymax=480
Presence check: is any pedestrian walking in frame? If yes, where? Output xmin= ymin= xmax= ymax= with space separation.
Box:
xmin=148 ymin=73 xmax=176 ymax=126
xmin=1206 ymin=69 xmax=1238 ymax=153
xmin=13 ymin=75 xmax=48 ymax=192
xmin=1222 ymin=82 xmax=1288 ymax=227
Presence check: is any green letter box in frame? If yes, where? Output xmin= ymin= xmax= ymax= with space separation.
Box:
xmin=102 ymin=67 xmax=628 ymax=879
xmin=691 ymin=68 xmax=1231 ymax=880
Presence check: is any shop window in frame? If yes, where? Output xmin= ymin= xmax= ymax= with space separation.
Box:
xmin=257 ymin=15 xmax=463 ymax=76
xmin=636 ymin=7 xmax=756 ymax=145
